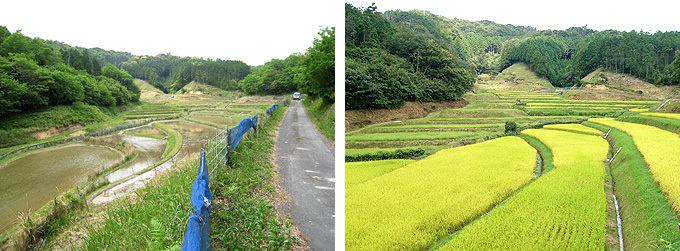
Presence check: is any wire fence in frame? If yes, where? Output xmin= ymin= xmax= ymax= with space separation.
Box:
xmin=181 ymin=100 xmax=286 ymax=251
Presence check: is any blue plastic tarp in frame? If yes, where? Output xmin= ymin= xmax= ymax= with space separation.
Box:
xmin=182 ymin=150 xmax=212 ymax=251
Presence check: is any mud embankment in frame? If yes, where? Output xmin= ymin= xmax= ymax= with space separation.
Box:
xmin=345 ymin=100 xmax=468 ymax=131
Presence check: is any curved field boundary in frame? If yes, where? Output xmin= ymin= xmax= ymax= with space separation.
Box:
xmin=589 ymin=118 xmax=680 ymax=214
xmin=629 ymin=108 xmax=649 ymax=112
xmin=543 ymin=123 xmax=603 ymax=136
xmin=345 ymin=131 xmax=487 ymax=142
xmin=641 ymin=112 xmax=680 ymax=121
xmin=346 ymin=137 xmax=536 ymax=250
xmin=439 ymin=129 xmax=609 ymax=250
xmin=585 ymin=121 xmax=680 ymax=250
xmin=346 ymin=159 xmax=415 ymax=187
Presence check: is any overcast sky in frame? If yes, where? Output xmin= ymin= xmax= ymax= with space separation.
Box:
xmin=347 ymin=0 xmax=679 ymax=33
xmin=1 ymin=0 xmax=339 ymax=66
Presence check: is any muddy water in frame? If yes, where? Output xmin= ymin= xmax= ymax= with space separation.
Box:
xmin=165 ymin=120 xmax=221 ymax=157
xmin=91 ymin=120 xmax=221 ymax=204
xmin=104 ymin=134 xmax=166 ymax=183
xmin=0 ymin=144 xmax=122 ymax=233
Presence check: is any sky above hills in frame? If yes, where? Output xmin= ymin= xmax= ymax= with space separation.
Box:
xmin=348 ymin=0 xmax=679 ymax=33
xmin=1 ymin=0 xmax=338 ymax=66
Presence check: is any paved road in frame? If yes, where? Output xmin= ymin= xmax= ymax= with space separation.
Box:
xmin=276 ymin=100 xmax=335 ymax=251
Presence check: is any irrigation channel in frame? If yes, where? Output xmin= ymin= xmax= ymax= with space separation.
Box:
xmin=0 ymin=120 xmax=221 ymax=232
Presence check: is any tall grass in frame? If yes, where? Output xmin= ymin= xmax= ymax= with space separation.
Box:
xmin=209 ymin=106 xmax=297 ymax=250
xmin=78 ymin=105 xmax=292 ymax=250
xmin=78 ymin=157 xmax=195 ymax=250
xmin=302 ymin=97 xmax=335 ymax=141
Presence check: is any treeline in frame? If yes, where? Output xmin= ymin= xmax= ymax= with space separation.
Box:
xmin=238 ymin=54 xmax=303 ymax=95
xmin=357 ymin=6 xmax=680 ymax=89
xmin=0 ymin=27 xmax=139 ymax=115
xmin=238 ymin=27 xmax=335 ymax=104
xmin=501 ymin=30 xmax=680 ymax=87
xmin=345 ymin=3 xmax=475 ymax=110
xmin=120 ymin=54 xmax=251 ymax=93
xmin=572 ymin=31 xmax=680 ymax=85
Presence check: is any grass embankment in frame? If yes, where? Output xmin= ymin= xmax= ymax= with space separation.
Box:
xmin=152 ymin=123 xmax=182 ymax=162
xmin=0 ymin=103 xmax=109 ymax=148
xmin=589 ymin=118 xmax=680 ymax=214
xmin=302 ymin=97 xmax=335 ymax=141
xmin=345 ymin=147 xmax=428 ymax=162
xmin=585 ymin=121 xmax=680 ymax=250
xmin=496 ymin=63 xmax=553 ymax=87
xmin=346 ymin=137 xmax=536 ymax=250
xmin=78 ymin=104 xmax=292 ymax=250
xmin=209 ymin=105 xmax=298 ymax=250
xmin=620 ymin=113 xmax=680 ymax=134
xmin=439 ymin=129 xmax=609 ymax=250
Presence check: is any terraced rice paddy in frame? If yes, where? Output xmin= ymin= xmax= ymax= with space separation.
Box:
xmin=590 ymin=118 xmax=680 ymax=213
xmin=345 ymin=89 xmax=651 ymax=152
xmin=346 ymin=137 xmax=537 ymax=250
xmin=438 ymin=129 xmax=609 ymax=250
xmin=543 ymin=123 xmax=603 ymax=136
xmin=640 ymin=112 xmax=680 ymax=121
xmin=346 ymin=86 xmax=674 ymax=250
xmin=124 ymin=103 xmax=184 ymax=120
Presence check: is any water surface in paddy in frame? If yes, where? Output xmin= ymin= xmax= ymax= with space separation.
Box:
xmin=0 ymin=144 xmax=122 ymax=232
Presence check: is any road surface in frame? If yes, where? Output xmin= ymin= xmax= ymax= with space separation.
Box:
xmin=275 ymin=100 xmax=335 ymax=251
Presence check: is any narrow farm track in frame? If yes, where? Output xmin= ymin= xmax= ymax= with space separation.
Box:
xmin=275 ymin=100 xmax=335 ymax=251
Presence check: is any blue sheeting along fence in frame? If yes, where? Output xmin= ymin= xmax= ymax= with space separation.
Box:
xmin=182 ymin=100 xmax=286 ymax=251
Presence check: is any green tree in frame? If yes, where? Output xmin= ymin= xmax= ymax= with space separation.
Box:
xmin=300 ymin=27 xmax=335 ymax=103
xmin=671 ymin=50 xmax=680 ymax=85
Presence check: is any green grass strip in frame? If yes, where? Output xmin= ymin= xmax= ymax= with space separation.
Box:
xmin=152 ymin=123 xmax=182 ymax=161
xmin=585 ymin=121 xmax=680 ymax=250
xmin=209 ymin=106 xmax=297 ymax=250
xmin=345 ymin=131 xmax=486 ymax=142
xmin=589 ymin=118 xmax=680 ymax=215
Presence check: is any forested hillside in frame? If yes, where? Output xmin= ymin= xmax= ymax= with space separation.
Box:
xmin=120 ymin=54 xmax=251 ymax=93
xmin=345 ymin=3 xmax=475 ymax=110
xmin=0 ymin=26 xmax=139 ymax=116
xmin=346 ymin=3 xmax=680 ymax=110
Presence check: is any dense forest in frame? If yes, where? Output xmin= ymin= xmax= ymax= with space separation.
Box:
xmin=345 ymin=3 xmax=475 ymax=110
xmin=238 ymin=27 xmax=335 ymax=104
xmin=0 ymin=26 xmax=139 ymax=116
xmin=346 ymin=4 xmax=680 ymax=110
xmin=0 ymin=24 xmax=335 ymax=116
xmin=120 ymin=54 xmax=251 ymax=93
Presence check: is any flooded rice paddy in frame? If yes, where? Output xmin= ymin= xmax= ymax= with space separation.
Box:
xmin=0 ymin=144 xmax=122 ymax=232
xmin=0 ymin=120 xmax=224 ymax=231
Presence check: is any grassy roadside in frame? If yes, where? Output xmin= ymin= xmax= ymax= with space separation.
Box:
xmin=585 ymin=121 xmax=680 ymax=250
xmin=209 ymin=106 xmax=299 ymax=250
xmin=301 ymin=97 xmax=335 ymax=142
xmin=73 ymin=104 xmax=293 ymax=250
